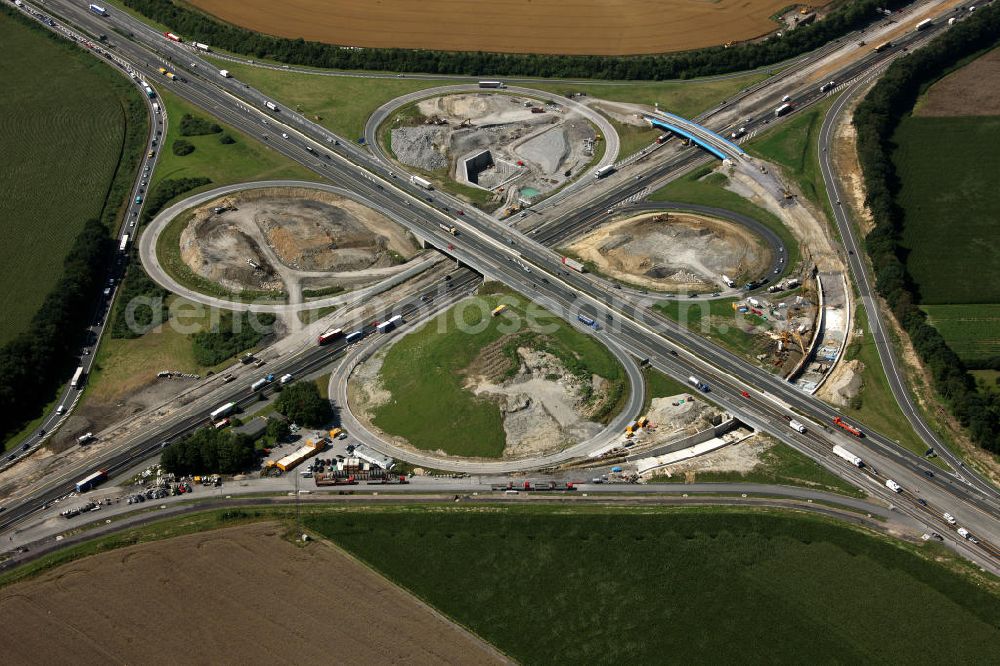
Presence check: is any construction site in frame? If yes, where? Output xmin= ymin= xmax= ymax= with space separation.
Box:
xmin=565 ymin=211 xmax=774 ymax=292
xmin=386 ymin=93 xmax=599 ymax=212
xmin=177 ymin=187 xmax=422 ymax=297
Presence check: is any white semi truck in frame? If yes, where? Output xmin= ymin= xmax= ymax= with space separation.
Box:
xmin=832 ymin=445 xmax=863 ymax=467
xmin=410 ymin=175 xmax=433 ymax=189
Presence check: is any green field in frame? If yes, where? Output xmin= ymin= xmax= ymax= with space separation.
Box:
xmin=373 ymin=287 xmax=625 ymax=457
xmin=922 ymin=304 xmax=1000 ymax=365
xmin=0 ymin=12 xmax=144 ymax=344
xmin=531 ymin=72 xmax=769 ymax=120
xmin=893 ymin=116 xmax=1000 ymax=306
xmin=308 ymin=506 xmax=1000 ymax=663
xmin=152 ymin=91 xmax=317 ymax=192
xmin=748 ymin=97 xmax=835 ymax=209
xmin=649 ymin=165 xmax=800 ymax=271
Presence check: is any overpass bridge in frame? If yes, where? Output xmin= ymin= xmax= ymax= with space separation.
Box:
xmin=644 ymin=110 xmax=747 ymax=162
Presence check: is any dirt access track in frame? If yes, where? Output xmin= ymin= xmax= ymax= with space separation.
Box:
xmin=188 ymin=0 xmax=795 ymax=55
xmin=568 ymin=211 xmax=772 ymax=292
xmin=0 ymin=522 xmax=502 ymax=665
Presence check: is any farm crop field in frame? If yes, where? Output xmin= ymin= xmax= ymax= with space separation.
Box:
xmin=893 ymin=115 xmax=1000 ymax=306
xmin=188 ymin=0 xmax=790 ymax=56
xmin=922 ymin=304 xmax=1000 ymax=365
xmin=0 ymin=12 xmax=138 ymax=344
xmin=308 ymin=506 xmax=1000 ymax=663
xmin=0 ymin=521 xmax=499 ymax=663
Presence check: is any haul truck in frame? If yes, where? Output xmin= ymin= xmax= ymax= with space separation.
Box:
xmin=89 ymin=4 xmax=108 ymax=16
xmin=478 ymin=80 xmax=506 ymax=89
xmin=833 ymin=416 xmax=864 ymax=438
xmin=75 ymin=470 xmax=107 ymax=493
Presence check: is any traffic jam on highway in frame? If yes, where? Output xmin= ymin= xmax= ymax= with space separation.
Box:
xmin=3 ymin=0 xmax=997 ymax=572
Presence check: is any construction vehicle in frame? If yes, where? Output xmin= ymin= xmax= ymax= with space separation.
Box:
xmin=491 ymin=305 xmax=508 ymax=317
xmin=833 ymin=416 xmax=864 ymax=438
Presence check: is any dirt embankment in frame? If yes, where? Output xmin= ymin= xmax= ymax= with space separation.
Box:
xmin=568 ymin=211 xmax=771 ymax=291
xmin=390 ymin=93 xmax=597 ymax=202
xmin=180 ymin=188 xmax=419 ymax=294
xmin=0 ymin=522 xmax=503 ymax=664
xmin=464 ymin=340 xmax=607 ymax=458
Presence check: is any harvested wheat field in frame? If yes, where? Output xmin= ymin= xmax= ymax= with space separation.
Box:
xmin=188 ymin=0 xmax=791 ymax=55
xmin=0 ymin=522 xmax=503 ymax=665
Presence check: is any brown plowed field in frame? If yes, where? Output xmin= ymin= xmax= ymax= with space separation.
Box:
xmin=188 ymin=0 xmax=791 ymax=56
xmin=915 ymin=46 xmax=1000 ymax=117
xmin=0 ymin=522 xmax=503 ymax=665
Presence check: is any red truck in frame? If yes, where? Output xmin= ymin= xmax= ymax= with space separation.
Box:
xmin=833 ymin=416 xmax=864 ymax=438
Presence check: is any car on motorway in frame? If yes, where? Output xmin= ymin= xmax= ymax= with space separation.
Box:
xmin=740 ymin=391 xmax=750 ymax=398
xmin=281 ymin=133 xmax=289 ymax=139
xmin=917 ymin=498 xmax=928 ymax=506
xmin=134 ymin=195 xmax=143 ymax=204
xmin=147 ymin=150 xmax=155 ymax=158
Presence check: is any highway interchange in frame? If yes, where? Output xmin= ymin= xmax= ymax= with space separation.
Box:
xmin=3 ymin=0 xmax=998 ymax=573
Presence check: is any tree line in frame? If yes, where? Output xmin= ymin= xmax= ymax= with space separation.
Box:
xmin=161 ymin=426 xmax=255 ymax=475
xmin=122 ymin=0 xmax=912 ymax=80
xmin=0 ymin=220 xmax=113 ymax=443
xmin=853 ymin=4 xmax=1000 ymax=454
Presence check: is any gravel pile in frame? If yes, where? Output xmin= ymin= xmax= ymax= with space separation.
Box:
xmin=391 ymin=126 xmax=448 ymax=171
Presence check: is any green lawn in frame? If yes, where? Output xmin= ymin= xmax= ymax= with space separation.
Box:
xmin=205 ymin=65 xmax=768 ymax=145
xmin=607 ymin=117 xmax=661 ymax=157
xmin=893 ymin=115 xmax=1000 ymax=305
xmin=641 ymin=367 xmax=690 ymax=412
xmin=841 ymin=308 xmax=947 ymax=467
xmin=85 ymin=295 xmax=266 ymax=405
xmin=0 ymin=12 xmax=144 ymax=343
xmin=308 ymin=506 xmax=1000 ymax=663
xmin=152 ymin=90 xmax=317 ymax=192
xmin=922 ymin=304 xmax=1000 ymax=366
xmin=747 ymin=97 xmax=835 ymax=209
xmin=649 ymin=437 xmax=864 ymax=497
xmin=203 ymin=63 xmax=444 ymax=142
xmin=531 ymin=71 xmax=770 ymax=119
xmin=656 ymin=297 xmax=774 ymax=362
xmin=649 ymin=165 xmax=800 ymax=271
xmin=373 ymin=288 xmax=625 ymax=457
